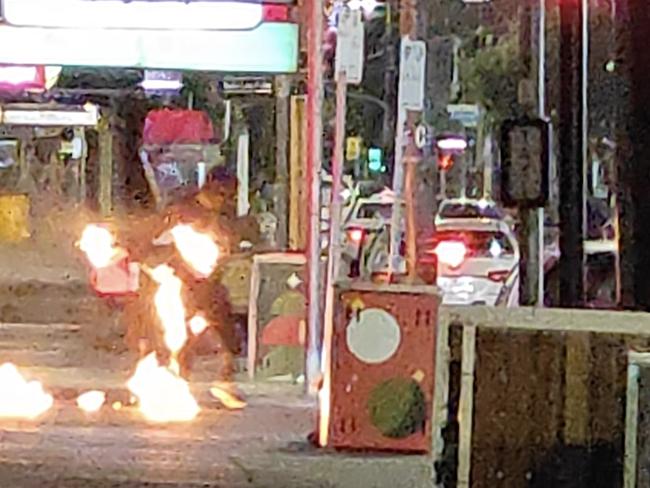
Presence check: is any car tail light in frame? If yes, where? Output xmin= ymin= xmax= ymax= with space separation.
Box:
xmin=347 ymin=228 xmax=365 ymax=244
xmin=488 ymin=270 xmax=511 ymax=282
xmin=434 ymin=241 xmax=466 ymax=268
xmin=263 ymin=4 xmax=290 ymax=22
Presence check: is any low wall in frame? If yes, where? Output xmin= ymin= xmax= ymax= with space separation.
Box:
xmin=433 ymin=306 xmax=650 ymax=488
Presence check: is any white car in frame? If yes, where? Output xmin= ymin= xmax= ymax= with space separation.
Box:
xmin=436 ymin=198 xmax=514 ymax=229
xmin=341 ymin=189 xmax=404 ymax=277
xmin=429 ymin=218 xmax=520 ymax=307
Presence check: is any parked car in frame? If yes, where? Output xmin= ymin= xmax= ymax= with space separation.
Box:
xmin=424 ymin=217 xmax=521 ymax=306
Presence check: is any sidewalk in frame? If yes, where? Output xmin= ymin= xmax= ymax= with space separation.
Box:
xmin=6 ymin=365 xmax=434 ymax=488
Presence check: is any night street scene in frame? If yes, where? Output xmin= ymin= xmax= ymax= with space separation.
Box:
xmin=0 ymin=0 xmax=648 ymax=487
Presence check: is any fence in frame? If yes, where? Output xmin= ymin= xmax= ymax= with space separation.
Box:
xmin=433 ymin=306 xmax=650 ymax=488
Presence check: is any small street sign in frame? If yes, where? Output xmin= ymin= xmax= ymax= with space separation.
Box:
xmin=414 ymin=124 xmax=427 ymax=149
xmin=447 ymin=104 xmax=481 ymax=128
xmin=500 ymin=117 xmax=551 ymax=208
xmin=346 ymin=136 xmax=362 ymax=161
xmin=221 ymin=76 xmax=273 ymax=95
xmin=335 ymin=8 xmax=365 ymax=85
xmin=398 ymin=38 xmax=427 ymax=111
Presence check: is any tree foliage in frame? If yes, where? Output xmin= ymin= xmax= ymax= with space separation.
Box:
xmin=460 ymin=26 xmax=525 ymax=126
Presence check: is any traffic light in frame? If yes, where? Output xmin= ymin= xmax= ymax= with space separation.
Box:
xmin=368 ymin=147 xmax=383 ymax=172
xmin=438 ymin=154 xmax=454 ymax=171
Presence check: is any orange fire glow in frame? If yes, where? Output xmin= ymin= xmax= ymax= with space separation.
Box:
xmin=76 ymin=390 xmax=106 ymax=413
xmin=209 ymin=385 xmax=247 ymax=410
xmin=170 ymin=224 xmax=220 ymax=277
xmin=150 ymin=264 xmax=187 ymax=356
xmin=0 ymin=363 xmax=53 ymax=420
xmin=127 ymin=354 xmax=200 ymax=423
xmin=78 ymin=224 xmax=119 ymax=268
xmin=189 ymin=315 xmax=209 ymax=336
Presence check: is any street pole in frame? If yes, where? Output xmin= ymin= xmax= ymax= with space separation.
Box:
xmin=389 ymin=0 xmax=423 ymax=280
xmin=558 ymin=0 xmax=586 ymax=307
xmin=305 ymin=0 xmax=325 ymax=394
xmin=319 ymin=69 xmax=346 ymax=448
xmin=275 ymin=75 xmax=291 ymax=249
xmin=536 ymin=0 xmax=546 ymax=307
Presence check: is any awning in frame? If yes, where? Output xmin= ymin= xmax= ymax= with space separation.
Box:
xmin=143 ymin=109 xmax=216 ymax=145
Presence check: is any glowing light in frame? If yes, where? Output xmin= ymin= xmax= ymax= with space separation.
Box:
xmin=3 ymin=0 xmax=263 ymax=31
xmin=78 ymin=224 xmax=119 ymax=269
xmin=209 ymin=385 xmax=247 ymax=410
xmin=0 ymin=24 xmax=299 ymax=73
xmin=0 ymin=363 xmax=53 ymax=420
xmin=0 ymin=66 xmax=39 ymax=85
xmin=127 ymin=354 xmax=200 ymax=423
xmin=437 ymin=137 xmax=468 ymax=151
xmin=434 ymin=241 xmax=467 ymax=268
xmin=348 ymin=229 xmax=364 ymax=243
xmin=189 ymin=315 xmax=209 ymax=336
xmin=170 ymin=224 xmax=220 ymax=278
xmin=347 ymin=0 xmax=383 ymax=13
xmin=149 ymin=265 xmax=187 ymax=356
xmin=489 ymin=240 xmax=503 ymax=258
xmin=77 ymin=390 xmax=106 ymax=413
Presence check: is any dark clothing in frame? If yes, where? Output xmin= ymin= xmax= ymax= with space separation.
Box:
xmin=120 ymin=202 xmax=244 ymax=381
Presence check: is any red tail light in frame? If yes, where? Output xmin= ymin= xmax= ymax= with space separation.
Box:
xmin=488 ymin=270 xmax=511 ymax=282
xmin=434 ymin=241 xmax=466 ymax=268
xmin=263 ymin=4 xmax=290 ymax=22
xmin=348 ymin=228 xmax=365 ymax=243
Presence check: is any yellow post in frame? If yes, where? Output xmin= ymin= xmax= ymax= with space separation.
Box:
xmin=98 ymin=116 xmax=113 ymax=217
xmin=289 ymin=95 xmax=307 ymax=250
xmin=0 ymin=194 xmax=30 ymax=242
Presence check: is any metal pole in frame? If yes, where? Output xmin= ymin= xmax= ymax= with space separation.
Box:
xmin=581 ymin=0 xmax=590 ymax=303
xmin=536 ymin=0 xmax=546 ymax=307
xmin=389 ymin=0 xmax=421 ymax=278
xmin=305 ymin=0 xmax=325 ymax=394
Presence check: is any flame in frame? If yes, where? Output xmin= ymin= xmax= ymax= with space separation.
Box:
xmin=0 ymin=363 xmax=53 ymax=420
xmin=170 ymin=224 xmax=220 ymax=277
xmin=150 ymin=265 xmax=187 ymax=356
xmin=79 ymin=224 xmax=119 ymax=268
xmin=127 ymin=354 xmax=200 ymax=423
xmin=189 ymin=315 xmax=209 ymax=336
xmin=209 ymin=385 xmax=247 ymax=410
xmin=77 ymin=390 xmax=106 ymax=413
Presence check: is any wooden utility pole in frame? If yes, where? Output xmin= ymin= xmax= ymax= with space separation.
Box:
xmin=305 ymin=0 xmax=325 ymax=393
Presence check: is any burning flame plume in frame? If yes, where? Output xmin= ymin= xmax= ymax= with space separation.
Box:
xmin=0 ymin=363 xmax=53 ymax=420
xmin=127 ymin=354 xmax=199 ymax=423
xmin=77 ymin=390 xmax=106 ymax=413
xmin=128 ymin=264 xmax=200 ymax=422
xmin=150 ymin=265 xmax=187 ymax=356
xmin=79 ymin=224 xmax=119 ymax=268
xmin=170 ymin=224 xmax=220 ymax=278
xmin=189 ymin=315 xmax=209 ymax=336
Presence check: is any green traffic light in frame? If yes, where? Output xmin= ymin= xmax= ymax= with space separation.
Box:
xmin=368 ymin=147 xmax=382 ymax=172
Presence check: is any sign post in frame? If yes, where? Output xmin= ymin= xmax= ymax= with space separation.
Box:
xmin=389 ymin=37 xmax=427 ymax=279
xmin=319 ymin=6 xmax=364 ymax=445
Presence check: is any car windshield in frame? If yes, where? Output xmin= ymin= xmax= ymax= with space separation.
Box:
xmin=439 ymin=203 xmax=505 ymax=221
xmin=434 ymin=230 xmax=515 ymax=258
xmin=356 ymin=203 xmax=393 ymax=220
